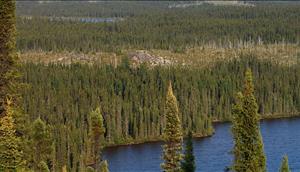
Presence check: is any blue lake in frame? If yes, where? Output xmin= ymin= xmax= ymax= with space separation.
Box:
xmin=103 ymin=117 xmax=300 ymax=172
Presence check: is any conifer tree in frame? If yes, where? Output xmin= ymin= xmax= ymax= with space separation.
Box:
xmin=31 ymin=117 xmax=53 ymax=171
xmin=279 ymin=155 xmax=291 ymax=172
xmin=100 ymin=160 xmax=109 ymax=172
xmin=181 ymin=131 xmax=196 ymax=172
xmin=0 ymin=99 xmax=22 ymax=171
xmin=89 ymin=107 xmax=106 ymax=171
xmin=0 ymin=0 xmax=19 ymax=117
xmin=231 ymin=69 xmax=266 ymax=172
xmin=161 ymin=82 xmax=183 ymax=172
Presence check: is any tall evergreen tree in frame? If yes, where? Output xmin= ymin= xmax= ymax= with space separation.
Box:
xmin=0 ymin=0 xmax=19 ymax=117
xmin=231 ymin=69 xmax=266 ymax=172
xmin=279 ymin=155 xmax=291 ymax=172
xmin=161 ymin=82 xmax=183 ymax=172
xmin=31 ymin=117 xmax=53 ymax=171
xmin=181 ymin=131 xmax=196 ymax=172
xmin=88 ymin=107 xmax=106 ymax=171
xmin=0 ymin=99 xmax=22 ymax=171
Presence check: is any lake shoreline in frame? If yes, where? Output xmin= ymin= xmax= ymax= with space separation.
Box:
xmin=105 ymin=112 xmax=300 ymax=148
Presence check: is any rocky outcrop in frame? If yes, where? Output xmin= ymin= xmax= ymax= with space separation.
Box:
xmin=128 ymin=51 xmax=172 ymax=66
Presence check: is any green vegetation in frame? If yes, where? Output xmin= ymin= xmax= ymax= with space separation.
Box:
xmin=87 ymin=107 xmax=106 ymax=171
xmin=181 ymin=131 xmax=196 ymax=172
xmin=161 ymin=82 xmax=183 ymax=172
xmin=0 ymin=0 xmax=19 ymax=116
xmin=100 ymin=160 xmax=109 ymax=172
xmin=20 ymin=55 xmax=300 ymax=170
xmin=279 ymin=155 xmax=291 ymax=172
xmin=0 ymin=99 xmax=22 ymax=171
xmin=30 ymin=118 xmax=53 ymax=171
xmin=16 ymin=1 xmax=300 ymax=52
xmin=0 ymin=1 xmax=299 ymax=171
xmin=231 ymin=69 xmax=266 ymax=172
xmin=0 ymin=0 xmax=25 ymax=171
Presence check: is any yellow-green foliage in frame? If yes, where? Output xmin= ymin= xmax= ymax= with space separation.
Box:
xmin=161 ymin=82 xmax=183 ymax=172
xmin=0 ymin=99 xmax=22 ymax=171
xmin=231 ymin=69 xmax=266 ymax=172
xmin=20 ymin=43 xmax=300 ymax=68
xmin=279 ymin=155 xmax=291 ymax=172
xmin=100 ymin=160 xmax=109 ymax=172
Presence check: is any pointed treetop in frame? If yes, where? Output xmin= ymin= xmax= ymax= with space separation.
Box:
xmin=279 ymin=155 xmax=291 ymax=172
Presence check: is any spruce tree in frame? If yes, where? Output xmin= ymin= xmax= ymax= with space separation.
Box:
xmin=161 ymin=82 xmax=183 ymax=172
xmin=89 ymin=107 xmax=106 ymax=171
xmin=181 ymin=131 xmax=196 ymax=172
xmin=31 ymin=117 xmax=53 ymax=171
xmin=279 ymin=155 xmax=291 ymax=172
xmin=100 ymin=160 xmax=109 ymax=172
xmin=0 ymin=99 xmax=22 ymax=171
xmin=0 ymin=0 xmax=19 ymax=117
xmin=231 ymin=69 xmax=266 ymax=172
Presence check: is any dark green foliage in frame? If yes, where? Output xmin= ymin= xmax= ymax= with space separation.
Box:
xmin=88 ymin=107 xmax=105 ymax=171
xmin=0 ymin=0 xmax=19 ymax=116
xmin=30 ymin=117 xmax=53 ymax=171
xmin=15 ymin=2 xmax=300 ymax=52
xmin=181 ymin=131 xmax=196 ymax=172
xmin=231 ymin=69 xmax=266 ymax=172
xmin=0 ymin=0 xmax=25 ymax=170
xmin=161 ymin=82 xmax=183 ymax=172
xmin=279 ymin=155 xmax=291 ymax=172
xmin=20 ymin=56 xmax=300 ymax=170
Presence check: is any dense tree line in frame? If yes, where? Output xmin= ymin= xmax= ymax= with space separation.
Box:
xmin=20 ymin=55 xmax=300 ymax=171
xmin=16 ymin=2 xmax=300 ymax=52
xmin=1 ymin=1 xmax=297 ymax=171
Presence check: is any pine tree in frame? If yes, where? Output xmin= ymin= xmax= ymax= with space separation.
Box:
xmin=231 ymin=69 xmax=266 ymax=172
xmin=31 ymin=117 xmax=53 ymax=171
xmin=0 ymin=99 xmax=22 ymax=171
xmin=161 ymin=82 xmax=183 ymax=172
xmin=89 ymin=107 xmax=106 ymax=171
xmin=100 ymin=160 xmax=109 ymax=172
xmin=279 ymin=155 xmax=291 ymax=172
xmin=0 ymin=0 xmax=19 ymax=117
xmin=181 ymin=131 xmax=196 ymax=172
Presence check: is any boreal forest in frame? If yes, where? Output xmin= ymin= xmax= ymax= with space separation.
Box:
xmin=0 ymin=1 xmax=300 ymax=172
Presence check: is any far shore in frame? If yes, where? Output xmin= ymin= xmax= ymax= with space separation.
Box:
xmin=105 ymin=112 xmax=300 ymax=148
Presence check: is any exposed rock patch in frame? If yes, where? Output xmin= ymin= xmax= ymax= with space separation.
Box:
xmin=128 ymin=51 xmax=172 ymax=66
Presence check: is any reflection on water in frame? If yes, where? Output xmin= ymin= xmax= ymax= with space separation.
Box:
xmin=103 ymin=118 xmax=300 ymax=172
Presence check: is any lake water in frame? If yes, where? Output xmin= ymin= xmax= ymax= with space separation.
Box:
xmin=103 ymin=117 xmax=300 ymax=172
xmin=20 ymin=16 xmax=123 ymax=23
xmin=48 ymin=16 xmax=123 ymax=23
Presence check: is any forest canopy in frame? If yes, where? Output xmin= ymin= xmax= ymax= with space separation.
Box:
xmin=16 ymin=1 xmax=300 ymax=52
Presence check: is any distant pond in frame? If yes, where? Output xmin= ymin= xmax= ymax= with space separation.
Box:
xmin=103 ymin=117 xmax=300 ymax=172
xmin=20 ymin=16 xmax=124 ymax=23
